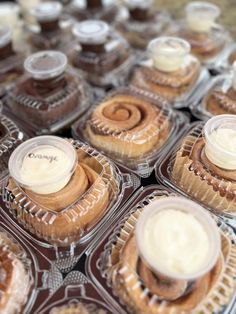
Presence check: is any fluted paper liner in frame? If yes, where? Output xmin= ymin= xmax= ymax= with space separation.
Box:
xmin=170 ymin=123 xmax=236 ymax=214
xmin=99 ymin=191 xmax=236 ymax=314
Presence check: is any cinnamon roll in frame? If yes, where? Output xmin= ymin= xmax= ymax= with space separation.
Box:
xmin=101 ymin=193 xmax=233 ymax=314
xmin=50 ymin=302 xmax=108 ymax=314
xmin=204 ymin=88 xmax=236 ymax=115
xmin=0 ymin=231 xmax=31 ymax=314
xmin=5 ymin=137 xmax=119 ymax=246
xmin=85 ymin=92 xmax=171 ymax=159
xmin=171 ymin=116 xmax=236 ymax=214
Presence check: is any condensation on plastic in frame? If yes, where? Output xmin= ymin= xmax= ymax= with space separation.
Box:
xmin=155 ymin=122 xmax=236 ymax=226
xmin=0 ymin=113 xmax=24 ymax=187
xmin=116 ymin=6 xmax=170 ymax=50
xmin=130 ymin=55 xmax=210 ymax=108
xmin=1 ymin=138 xmax=140 ymax=271
xmin=190 ymin=73 xmax=236 ymax=120
xmin=71 ymin=30 xmax=134 ymax=88
xmin=0 ymin=214 xmax=63 ymax=314
xmin=4 ymin=68 xmax=93 ymax=135
xmin=38 ymin=271 xmax=119 ymax=314
xmin=85 ymin=185 xmax=236 ymax=314
xmin=72 ymin=87 xmax=189 ymax=178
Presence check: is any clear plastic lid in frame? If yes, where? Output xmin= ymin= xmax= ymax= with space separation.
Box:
xmin=147 ymin=36 xmax=191 ymax=72
xmin=125 ymin=0 xmax=153 ymax=9
xmin=185 ymin=1 xmax=220 ymax=33
xmin=0 ymin=26 xmax=12 ymax=48
xmin=31 ymin=1 xmax=62 ymax=22
xmin=0 ymin=2 xmax=20 ymax=22
xmin=24 ymin=50 xmax=68 ymax=80
xmin=72 ymin=20 xmax=109 ymax=45
xmin=9 ymin=136 xmax=77 ymax=195
xmin=136 ymin=196 xmax=221 ymax=281
xmin=203 ymin=114 xmax=236 ymax=170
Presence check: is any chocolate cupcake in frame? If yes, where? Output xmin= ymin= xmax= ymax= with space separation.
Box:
xmin=5 ymin=50 xmax=91 ymax=134
xmin=71 ymin=20 xmax=133 ymax=87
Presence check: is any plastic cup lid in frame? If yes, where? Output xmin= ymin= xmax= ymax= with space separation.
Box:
xmin=72 ymin=20 xmax=109 ymax=45
xmin=0 ymin=2 xmax=20 ymax=15
xmin=8 ymin=136 xmax=77 ymax=193
xmin=125 ymin=0 xmax=153 ymax=9
xmin=0 ymin=26 xmax=11 ymax=48
xmin=186 ymin=1 xmax=220 ymax=18
xmin=24 ymin=50 xmax=68 ymax=80
xmin=31 ymin=1 xmax=62 ymax=22
xmin=136 ymin=196 xmax=221 ymax=281
xmin=148 ymin=36 xmax=190 ymax=57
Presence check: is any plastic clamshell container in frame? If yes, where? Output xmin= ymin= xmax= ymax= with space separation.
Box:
xmin=213 ymin=43 xmax=236 ymax=73
xmin=69 ymin=0 xmax=119 ymax=23
xmin=39 ymin=271 xmax=119 ymax=313
xmin=0 ymin=113 xmax=25 ymax=186
xmin=1 ymin=137 xmax=140 ymax=271
xmin=71 ymin=20 xmax=134 ymax=88
xmin=155 ymin=121 xmax=236 ymax=225
xmin=0 ymin=213 xmax=64 ymax=314
xmin=72 ymin=86 xmax=189 ymax=178
xmin=116 ymin=2 xmax=170 ymax=50
xmin=190 ymin=72 xmax=236 ymax=120
xmin=85 ymin=185 xmax=236 ymax=314
xmin=130 ymin=38 xmax=209 ymax=108
xmin=4 ymin=51 xmax=93 ymax=135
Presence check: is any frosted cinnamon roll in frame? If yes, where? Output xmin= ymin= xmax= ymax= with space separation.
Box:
xmin=50 ymin=302 xmax=108 ymax=314
xmin=172 ymin=115 xmax=236 ymax=214
xmin=5 ymin=136 xmax=119 ymax=246
xmin=85 ymin=90 xmax=171 ymax=160
xmin=0 ymin=231 xmax=32 ymax=314
xmin=130 ymin=37 xmax=201 ymax=102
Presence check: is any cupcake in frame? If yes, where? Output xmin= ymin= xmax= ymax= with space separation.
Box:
xmin=71 ymin=20 xmax=133 ymax=87
xmin=172 ymin=2 xmax=229 ymax=64
xmin=101 ymin=195 xmax=235 ymax=314
xmin=5 ymin=50 xmax=91 ymax=134
xmin=0 ymin=231 xmax=32 ymax=314
xmin=116 ymin=0 xmax=170 ymax=50
xmin=29 ymin=1 xmax=71 ymax=51
xmin=203 ymin=62 xmax=236 ymax=115
xmin=0 ymin=26 xmax=24 ymax=97
xmin=130 ymin=37 xmax=201 ymax=103
xmin=69 ymin=0 xmax=119 ymax=24
xmin=5 ymin=136 xmax=120 ymax=246
xmin=171 ymin=115 xmax=236 ymax=214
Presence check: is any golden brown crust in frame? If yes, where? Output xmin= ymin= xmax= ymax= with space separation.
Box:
xmin=205 ymin=88 xmax=236 ymax=115
xmin=86 ymin=94 xmax=170 ymax=158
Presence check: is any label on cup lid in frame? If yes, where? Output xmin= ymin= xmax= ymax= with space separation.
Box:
xmin=24 ymin=51 xmax=68 ymax=80
xmin=73 ymin=20 xmax=109 ymax=45
xmin=0 ymin=26 xmax=11 ymax=48
xmin=9 ymin=136 xmax=77 ymax=195
xmin=31 ymin=1 xmax=62 ymax=22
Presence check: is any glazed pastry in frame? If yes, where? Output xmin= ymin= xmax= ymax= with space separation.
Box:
xmin=0 ymin=26 xmax=24 ymax=97
xmin=204 ymin=75 xmax=236 ymax=115
xmin=71 ymin=20 xmax=132 ymax=87
xmin=173 ymin=2 xmax=227 ymax=63
xmin=6 ymin=50 xmax=90 ymax=133
xmin=69 ymin=0 xmax=118 ymax=23
xmin=6 ymin=136 xmax=119 ymax=246
xmin=50 ymin=302 xmax=108 ymax=314
xmin=116 ymin=0 xmax=170 ymax=49
xmin=29 ymin=1 xmax=71 ymax=51
xmin=130 ymin=37 xmax=201 ymax=102
xmin=0 ymin=231 xmax=31 ymax=314
xmin=171 ymin=115 xmax=236 ymax=214
xmin=84 ymin=89 xmax=171 ymax=159
xmin=101 ymin=194 xmax=235 ymax=314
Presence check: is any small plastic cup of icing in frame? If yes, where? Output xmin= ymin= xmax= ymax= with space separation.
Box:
xmin=31 ymin=1 xmax=62 ymax=22
xmin=136 ymin=196 xmax=220 ymax=281
xmin=24 ymin=50 xmax=68 ymax=80
xmin=0 ymin=2 xmax=20 ymax=28
xmin=185 ymin=1 xmax=220 ymax=33
xmin=124 ymin=0 xmax=153 ymax=9
xmin=204 ymin=114 xmax=236 ymax=170
xmin=9 ymin=136 xmax=77 ymax=195
xmin=72 ymin=20 xmax=109 ymax=45
xmin=148 ymin=36 xmax=190 ymax=73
